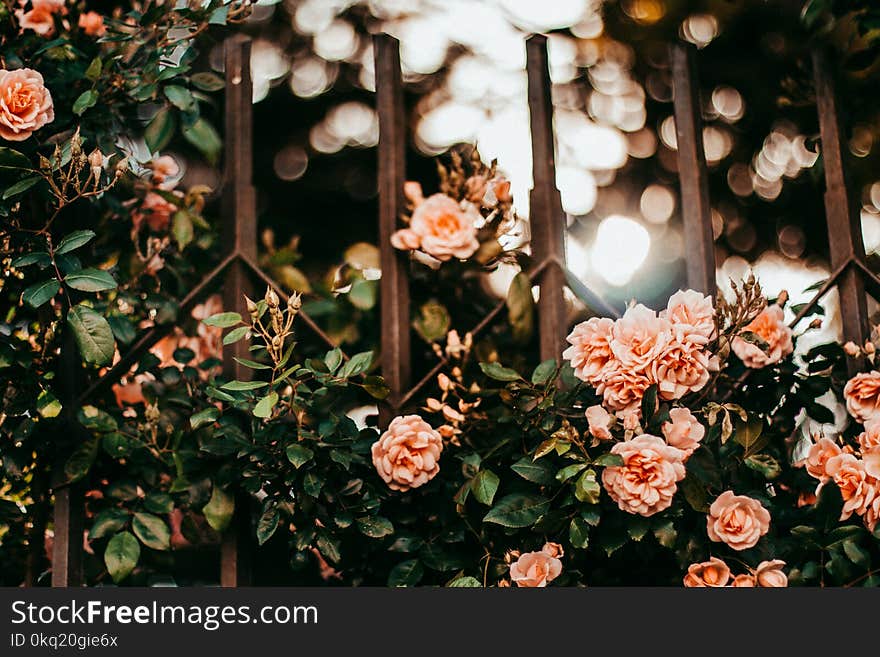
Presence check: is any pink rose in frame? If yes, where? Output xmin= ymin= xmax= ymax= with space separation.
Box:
xmin=132 ymin=192 xmax=177 ymax=232
xmin=149 ymin=154 xmax=181 ymax=190
xmin=820 ymin=453 xmax=876 ymax=520
xmin=858 ymin=421 xmax=880 ymax=452
xmin=731 ymin=574 xmax=756 ymax=587
xmin=601 ymin=434 xmax=686 ymax=517
xmin=754 ymin=560 xmax=788 ymax=587
xmin=802 ymin=437 xmax=842 ymax=482
xmin=730 ymin=305 xmax=793 ymax=368
xmin=563 ymin=317 xmax=615 ymax=385
xmin=585 ymin=404 xmax=612 ymax=440
xmin=682 ymin=557 xmax=730 ymax=587
xmin=619 ymin=408 xmax=641 ymax=432
xmin=652 ymin=337 xmax=713 ymax=400
xmin=610 ymin=304 xmax=671 ymax=372
xmin=662 ymin=289 xmax=716 ymax=345
xmin=0 ymin=68 xmax=54 ymax=141
xmin=597 ymin=364 xmax=652 ymax=412
xmin=509 ymin=545 xmax=562 ymax=587
xmin=371 ymin=415 xmax=443 ymax=491
xmin=706 ymin=491 xmax=770 ymax=551
xmin=661 ymin=407 xmax=705 ymax=456
xmin=15 ymin=5 xmax=55 ymax=35
xmin=844 ymin=371 xmax=880 ymax=423
xmin=864 ymin=495 xmax=880 ymax=532
xmin=392 ymin=193 xmax=480 ymax=261
xmin=77 ymin=10 xmax=105 ymax=36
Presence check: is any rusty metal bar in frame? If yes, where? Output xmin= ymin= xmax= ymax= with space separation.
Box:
xmin=812 ymin=48 xmax=868 ymax=364
xmin=219 ymin=34 xmax=256 ymax=587
xmin=670 ymin=42 xmax=716 ymax=298
xmin=51 ymin=328 xmax=85 ymax=586
xmin=526 ymin=35 xmax=568 ymax=362
xmin=374 ymin=34 xmax=411 ymax=424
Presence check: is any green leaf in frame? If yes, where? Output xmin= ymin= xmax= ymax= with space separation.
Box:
xmin=2 ymin=175 xmax=40 ymax=199
xmin=388 ymin=559 xmax=424 ymax=587
xmin=253 ymin=391 xmax=279 ymax=419
xmin=338 ymin=350 xmax=374 ymax=378
xmin=483 ymin=493 xmax=550 ymax=528
xmin=506 ymin=271 xmax=534 ymax=344
xmin=190 ymin=72 xmax=225 ymax=92
xmin=325 ymin=347 xmax=344 ymax=372
xmin=203 ymin=486 xmax=235 ymax=533
xmin=203 ymin=312 xmax=242 ymax=327
xmin=510 ymin=457 xmax=555 ymax=485
xmin=89 ymin=508 xmax=129 ymax=541
xmin=37 ymin=390 xmax=62 ymax=418
xmin=11 ymin=251 xmax=50 ymax=268
xmin=0 ymin=146 xmax=30 ymax=169
xmin=64 ymin=268 xmax=117 ymax=292
xmin=222 ymin=326 xmax=250 ymax=345
xmin=104 ymin=531 xmax=140 ymax=583
xmin=190 ymin=407 xmax=220 ymax=429
xmin=531 ymin=359 xmax=557 ymax=386
xmin=733 ymin=414 xmax=766 ymax=457
xmin=73 ymin=90 xmax=98 ymax=116
xmin=172 ymin=210 xmax=194 ymax=249
xmin=815 ymin=481 xmax=844 ymax=532
xmin=653 ymin=519 xmax=677 ymax=548
xmin=286 ymin=444 xmax=314 ymax=469
xmin=163 ymin=85 xmax=196 ymax=112
xmin=479 ymin=362 xmax=521 ymax=382
xmin=744 ymin=454 xmax=782 ymax=479
xmin=556 ymin=462 xmax=587 ymax=482
xmin=64 ymin=437 xmax=99 ymax=483
xmin=209 ymin=4 xmax=229 ymax=24
xmin=574 ymin=469 xmax=601 ymax=504
xmin=448 ymin=576 xmax=481 ymax=587
xmin=569 ymin=517 xmax=590 ymax=549
xmin=132 ymin=512 xmax=171 ymax=551
xmin=592 ymin=453 xmax=624 ymax=468
xmin=641 ymin=384 xmax=658 ymax=421
xmin=22 ymin=279 xmax=59 ymax=308
xmin=84 ymin=57 xmax=102 ymax=81
xmin=412 ymin=300 xmax=450 ymax=343
xmin=56 ymin=230 xmax=96 ymax=254
xmin=67 ymin=304 xmax=116 ymax=365
xmin=182 ymin=118 xmax=222 ymax=165
xmin=145 ymin=108 xmax=176 ymax=152
xmin=220 ymin=380 xmax=268 ymax=391
xmin=470 ymin=469 xmax=500 ymax=506
xmin=349 ymin=278 xmax=377 ymax=310
xmin=257 ymin=506 xmax=280 ymax=545
xmin=233 ymin=357 xmax=271 ymax=370
xmin=315 ymin=533 xmax=341 ymax=563
xmin=363 ymin=375 xmax=390 ymax=400
xmin=144 ymin=492 xmax=174 ymax=515
xmin=356 ymin=516 xmax=394 ymax=538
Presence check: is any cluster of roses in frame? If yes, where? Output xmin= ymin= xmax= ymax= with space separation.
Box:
xmin=390 ymin=175 xmax=511 ymax=264
xmin=130 ymin=155 xmax=184 ymax=238
xmin=801 ymin=369 xmax=880 ymax=532
xmin=15 ymin=0 xmax=105 ymax=39
xmin=562 ymin=290 xmax=717 ymax=517
xmin=684 ymin=557 xmax=788 ymax=588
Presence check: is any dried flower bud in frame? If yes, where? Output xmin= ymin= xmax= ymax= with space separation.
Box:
xmin=442 ymin=404 xmax=465 ymax=423
xmin=265 ymin=286 xmax=280 ymax=308
xmin=145 ymin=403 xmax=160 ymax=422
xmin=498 ymin=579 xmax=511 ymax=588
xmin=245 ymin=295 xmax=258 ymax=314
xmin=437 ymin=373 xmax=453 ymax=392
xmin=88 ymin=149 xmax=104 ymax=170
xmin=865 ymin=341 xmax=876 ymax=355
xmin=287 ymin=292 xmax=302 ymax=313
xmin=776 ymin=290 xmax=788 ymax=307
xmin=808 ymin=318 xmax=822 ymax=329
xmin=437 ymin=424 xmax=456 ymax=438
xmin=844 ymin=341 xmax=860 ymax=357
xmin=272 ymin=335 xmax=283 ymax=350
xmin=115 ymin=158 xmax=129 ymax=177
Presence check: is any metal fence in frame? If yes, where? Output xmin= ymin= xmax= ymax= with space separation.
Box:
xmin=44 ymin=32 xmax=872 ymax=587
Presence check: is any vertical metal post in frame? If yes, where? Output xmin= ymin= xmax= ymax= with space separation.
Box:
xmin=51 ymin=329 xmax=85 ymax=586
xmin=670 ymin=42 xmax=716 ymax=297
xmin=526 ymin=35 xmax=568 ymax=362
xmin=374 ymin=34 xmax=411 ymax=424
xmin=812 ymin=49 xmax=868 ymax=367
xmin=220 ymin=34 xmax=256 ymax=587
